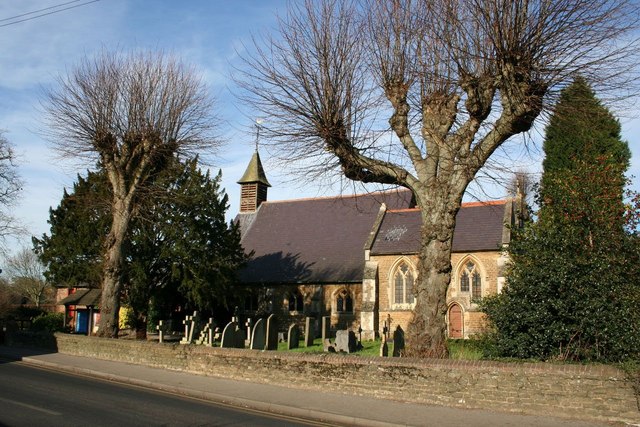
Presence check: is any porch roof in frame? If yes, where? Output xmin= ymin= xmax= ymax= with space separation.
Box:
xmin=57 ymin=288 xmax=101 ymax=307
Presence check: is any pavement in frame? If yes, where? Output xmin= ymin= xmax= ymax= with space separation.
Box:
xmin=0 ymin=345 xmax=619 ymax=427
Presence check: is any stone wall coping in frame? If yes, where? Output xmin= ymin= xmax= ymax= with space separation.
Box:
xmin=55 ymin=333 xmax=625 ymax=378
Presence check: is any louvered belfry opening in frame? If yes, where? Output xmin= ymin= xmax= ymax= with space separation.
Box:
xmin=238 ymin=150 xmax=271 ymax=213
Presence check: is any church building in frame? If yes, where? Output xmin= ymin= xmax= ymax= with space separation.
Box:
xmin=235 ymin=151 xmax=518 ymax=340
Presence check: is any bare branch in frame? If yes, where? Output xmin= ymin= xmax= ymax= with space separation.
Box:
xmin=42 ymin=49 xmax=221 ymax=337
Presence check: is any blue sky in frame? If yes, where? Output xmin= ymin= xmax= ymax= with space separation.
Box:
xmin=1 ymin=0 xmax=639 ymax=258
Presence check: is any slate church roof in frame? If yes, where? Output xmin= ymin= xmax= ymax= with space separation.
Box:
xmin=238 ymin=190 xmax=413 ymax=285
xmin=237 ymin=190 xmax=512 ymax=286
xmin=371 ymin=201 xmax=509 ymax=255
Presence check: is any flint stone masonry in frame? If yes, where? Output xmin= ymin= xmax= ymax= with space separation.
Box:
xmin=50 ymin=333 xmax=639 ymax=425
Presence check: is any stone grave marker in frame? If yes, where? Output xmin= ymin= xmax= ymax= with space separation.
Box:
xmin=250 ymin=318 xmax=266 ymax=350
xmin=180 ymin=311 xmax=198 ymax=344
xmin=287 ymin=324 xmax=300 ymax=350
xmin=323 ymin=338 xmax=335 ymax=352
xmin=334 ymin=330 xmax=357 ymax=353
xmin=304 ymin=317 xmax=315 ymax=347
xmin=156 ymin=320 xmax=165 ymax=343
xmin=234 ymin=324 xmax=246 ymax=348
xmin=195 ymin=318 xmax=215 ymax=346
xmin=380 ymin=336 xmax=388 ymax=357
xmin=393 ymin=325 xmax=405 ymax=357
xmin=245 ymin=318 xmax=253 ymax=346
xmin=321 ymin=316 xmax=330 ymax=342
xmin=220 ymin=321 xmax=238 ymax=348
xmin=265 ymin=314 xmax=278 ymax=350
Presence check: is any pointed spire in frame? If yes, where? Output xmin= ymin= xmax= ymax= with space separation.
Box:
xmin=238 ymin=149 xmax=271 ymax=213
xmin=237 ymin=150 xmax=271 ymax=187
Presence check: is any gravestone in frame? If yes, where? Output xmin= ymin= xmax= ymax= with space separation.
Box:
xmin=245 ymin=318 xmax=253 ymax=346
xmin=234 ymin=324 xmax=245 ymax=348
xmin=156 ymin=320 xmax=165 ymax=343
xmin=195 ymin=318 xmax=215 ymax=346
xmin=304 ymin=317 xmax=315 ymax=347
xmin=334 ymin=330 xmax=357 ymax=353
xmin=220 ymin=321 xmax=238 ymax=348
xmin=287 ymin=324 xmax=300 ymax=350
xmin=323 ymin=338 xmax=336 ymax=352
xmin=250 ymin=318 xmax=266 ymax=350
xmin=265 ymin=314 xmax=278 ymax=350
xmin=393 ymin=325 xmax=405 ymax=357
xmin=321 ymin=316 xmax=330 ymax=342
xmin=180 ymin=311 xmax=198 ymax=344
xmin=380 ymin=336 xmax=388 ymax=357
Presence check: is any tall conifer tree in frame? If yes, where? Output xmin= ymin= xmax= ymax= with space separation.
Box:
xmin=482 ymin=78 xmax=640 ymax=362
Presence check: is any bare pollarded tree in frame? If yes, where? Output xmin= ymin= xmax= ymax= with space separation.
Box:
xmin=5 ymin=247 xmax=52 ymax=308
xmin=237 ymin=0 xmax=639 ymax=356
xmin=0 ymin=131 xmax=24 ymax=254
xmin=44 ymin=50 xmax=220 ymax=337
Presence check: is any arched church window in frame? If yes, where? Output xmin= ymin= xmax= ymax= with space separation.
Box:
xmin=393 ymin=260 xmax=415 ymax=305
xmin=460 ymin=260 xmax=482 ymax=300
xmin=336 ymin=289 xmax=353 ymax=313
xmin=287 ymin=290 xmax=303 ymax=312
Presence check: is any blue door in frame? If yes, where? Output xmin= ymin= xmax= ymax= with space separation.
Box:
xmin=76 ymin=310 xmax=88 ymax=334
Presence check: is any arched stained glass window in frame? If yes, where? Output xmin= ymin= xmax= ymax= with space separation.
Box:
xmin=336 ymin=289 xmax=353 ymax=313
xmin=460 ymin=261 xmax=482 ymax=300
xmin=393 ymin=261 xmax=415 ymax=305
xmin=288 ymin=291 xmax=303 ymax=312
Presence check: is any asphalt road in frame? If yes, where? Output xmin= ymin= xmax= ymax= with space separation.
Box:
xmin=0 ymin=360 xmax=323 ymax=427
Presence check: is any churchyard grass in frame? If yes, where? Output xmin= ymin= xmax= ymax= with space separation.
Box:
xmin=276 ymin=338 xmax=394 ymax=356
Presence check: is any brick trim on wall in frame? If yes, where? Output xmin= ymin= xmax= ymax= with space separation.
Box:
xmin=53 ymin=333 xmax=639 ymax=424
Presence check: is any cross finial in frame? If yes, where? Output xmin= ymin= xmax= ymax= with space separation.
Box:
xmin=255 ymin=118 xmax=264 ymax=152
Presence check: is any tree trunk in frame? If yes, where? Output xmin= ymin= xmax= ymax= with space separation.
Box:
xmin=96 ymin=196 xmax=131 ymax=338
xmin=134 ymin=310 xmax=147 ymax=340
xmin=406 ymin=192 xmax=460 ymax=357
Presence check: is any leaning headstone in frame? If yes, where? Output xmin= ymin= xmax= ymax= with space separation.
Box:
xmin=264 ymin=314 xmax=278 ymax=350
xmin=234 ymin=324 xmax=245 ymax=348
xmin=380 ymin=336 xmax=388 ymax=357
xmin=393 ymin=325 xmax=405 ymax=357
xmin=265 ymin=314 xmax=278 ymax=350
xmin=287 ymin=324 xmax=300 ymax=350
xmin=304 ymin=317 xmax=315 ymax=347
xmin=220 ymin=321 xmax=238 ymax=348
xmin=250 ymin=318 xmax=266 ymax=350
xmin=321 ymin=316 xmax=330 ymax=342
xmin=334 ymin=330 xmax=357 ymax=353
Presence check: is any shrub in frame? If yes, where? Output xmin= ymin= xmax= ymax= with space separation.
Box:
xmin=31 ymin=312 xmax=65 ymax=333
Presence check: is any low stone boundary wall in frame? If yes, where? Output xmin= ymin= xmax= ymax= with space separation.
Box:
xmin=52 ymin=333 xmax=638 ymax=423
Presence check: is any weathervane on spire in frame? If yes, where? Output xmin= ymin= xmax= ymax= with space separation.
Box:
xmin=255 ymin=118 xmax=264 ymax=152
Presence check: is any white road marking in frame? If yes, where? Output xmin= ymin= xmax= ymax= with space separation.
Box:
xmin=0 ymin=396 xmax=62 ymax=416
